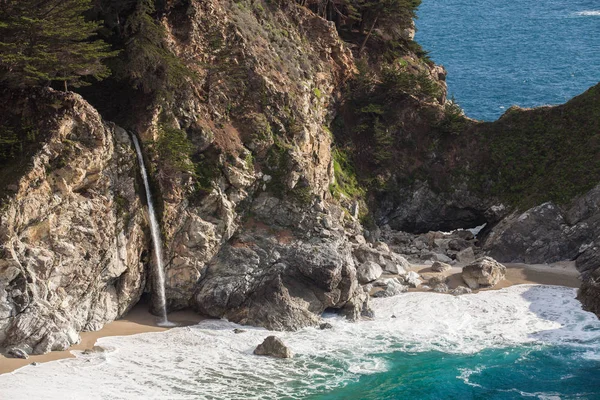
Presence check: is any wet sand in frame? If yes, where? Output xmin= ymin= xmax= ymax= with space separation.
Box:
xmin=0 ymin=302 xmax=204 ymax=375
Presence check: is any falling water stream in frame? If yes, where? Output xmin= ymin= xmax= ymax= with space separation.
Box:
xmin=131 ymin=134 xmax=173 ymax=327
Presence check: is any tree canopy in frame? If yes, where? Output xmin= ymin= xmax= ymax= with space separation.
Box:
xmin=0 ymin=0 xmax=118 ymax=89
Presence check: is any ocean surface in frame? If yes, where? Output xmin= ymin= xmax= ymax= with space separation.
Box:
xmin=1 ymin=285 xmax=599 ymax=399
xmin=416 ymin=0 xmax=600 ymax=121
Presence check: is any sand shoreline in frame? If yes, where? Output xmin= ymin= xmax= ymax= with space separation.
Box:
xmin=0 ymin=302 xmax=204 ymax=375
xmin=0 ymin=261 xmax=581 ymax=375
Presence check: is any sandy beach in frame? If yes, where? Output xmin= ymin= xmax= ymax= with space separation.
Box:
xmin=412 ymin=260 xmax=581 ymax=292
xmin=0 ymin=300 xmax=204 ymax=375
xmin=0 ymin=261 xmax=581 ymax=375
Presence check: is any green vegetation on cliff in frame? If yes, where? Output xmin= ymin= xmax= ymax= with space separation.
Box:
xmin=475 ymin=83 xmax=600 ymax=208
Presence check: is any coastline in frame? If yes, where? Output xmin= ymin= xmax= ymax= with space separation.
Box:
xmin=0 ymin=301 xmax=204 ymax=375
xmin=0 ymin=261 xmax=580 ymax=375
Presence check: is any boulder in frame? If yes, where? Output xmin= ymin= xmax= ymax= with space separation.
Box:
xmin=448 ymin=238 xmax=470 ymax=251
xmin=254 ymin=336 xmax=293 ymax=358
xmin=424 ymin=252 xmax=454 ymax=264
xmin=461 ymin=257 xmax=506 ymax=289
xmin=431 ymin=261 xmax=452 ymax=272
xmin=456 ymin=247 xmax=475 ymax=264
xmin=357 ymin=261 xmax=383 ymax=284
xmin=372 ymin=279 xmax=408 ymax=298
xmin=404 ymin=271 xmax=422 ymax=288
xmin=450 ymin=286 xmax=472 ymax=296
xmin=319 ymin=322 xmax=333 ymax=330
xmin=384 ymin=254 xmax=410 ymax=275
xmin=432 ymin=283 xmax=449 ymax=293
xmin=6 ymin=348 xmax=28 ymax=359
xmin=455 ymin=230 xmax=475 ymax=241
xmin=428 ymin=275 xmax=448 ymax=287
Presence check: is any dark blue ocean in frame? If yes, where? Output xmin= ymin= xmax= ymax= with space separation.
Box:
xmin=416 ymin=0 xmax=600 ymax=121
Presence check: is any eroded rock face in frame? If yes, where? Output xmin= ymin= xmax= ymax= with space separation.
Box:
xmin=0 ymin=90 xmax=147 ymax=354
xmin=462 ymin=257 xmax=506 ymax=290
xmin=483 ymin=185 xmax=600 ymax=264
xmin=578 ymin=278 xmax=600 ymax=318
xmin=193 ymin=195 xmax=368 ymax=330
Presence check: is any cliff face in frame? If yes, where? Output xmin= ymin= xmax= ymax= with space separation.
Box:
xmin=150 ymin=1 xmax=367 ymax=327
xmin=0 ymin=90 xmax=147 ymax=354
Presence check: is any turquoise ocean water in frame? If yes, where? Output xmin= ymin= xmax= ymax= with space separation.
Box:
xmin=416 ymin=0 xmax=600 ymax=121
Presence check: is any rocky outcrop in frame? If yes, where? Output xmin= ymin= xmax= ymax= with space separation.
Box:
xmin=254 ymin=336 xmax=293 ymax=358
xmin=194 ymin=196 xmax=368 ymax=330
xmin=0 ymin=90 xmax=147 ymax=354
xmin=461 ymin=257 xmax=506 ymax=290
xmin=483 ymin=186 xmax=600 ymax=264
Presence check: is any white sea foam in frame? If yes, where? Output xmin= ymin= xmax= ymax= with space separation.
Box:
xmin=574 ymin=10 xmax=600 ymax=16
xmin=1 ymin=285 xmax=598 ymax=399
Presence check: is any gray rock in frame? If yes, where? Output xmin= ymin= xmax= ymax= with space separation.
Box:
xmin=319 ymin=322 xmax=333 ymax=330
xmin=451 ymin=286 xmax=473 ymax=296
xmin=254 ymin=336 xmax=293 ymax=358
xmin=462 ymin=257 xmax=506 ymax=289
xmin=384 ymin=254 xmax=410 ymax=275
xmin=448 ymin=238 xmax=470 ymax=251
xmin=405 ymin=271 xmax=422 ymax=288
xmin=455 ymin=230 xmax=475 ymax=241
xmin=357 ymin=261 xmax=383 ymax=284
xmin=428 ymin=252 xmax=454 ymax=264
xmin=578 ymin=277 xmax=600 ymax=318
xmin=431 ymin=261 xmax=452 ymax=272
xmin=576 ymin=243 xmax=600 ymax=273
xmin=456 ymin=247 xmax=475 ymax=264
xmin=372 ymin=279 xmax=408 ymax=298
xmin=6 ymin=347 xmax=28 ymax=359
xmin=0 ymin=91 xmax=146 ymax=354
xmin=194 ymin=219 xmax=368 ymax=331
xmin=432 ymin=283 xmax=449 ymax=293
xmin=483 ymin=185 xmax=600 ymax=264
xmin=234 ymin=329 xmax=247 ymax=334
xmin=428 ymin=275 xmax=448 ymax=287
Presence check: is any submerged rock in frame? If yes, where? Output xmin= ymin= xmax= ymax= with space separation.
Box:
xmin=254 ymin=336 xmax=293 ymax=359
xmin=462 ymin=257 xmax=506 ymax=289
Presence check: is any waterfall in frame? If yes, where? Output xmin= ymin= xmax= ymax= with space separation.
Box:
xmin=131 ymin=134 xmax=173 ymax=327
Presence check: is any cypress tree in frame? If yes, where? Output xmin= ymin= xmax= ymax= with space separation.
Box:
xmin=0 ymin=0 xmax=118 ymax=89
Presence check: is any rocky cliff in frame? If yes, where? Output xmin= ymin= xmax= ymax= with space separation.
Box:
xmin=1 ymin=0 xmax=599 ymax=355
xmin=0 ymin=89 xmax=147 ymax=354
